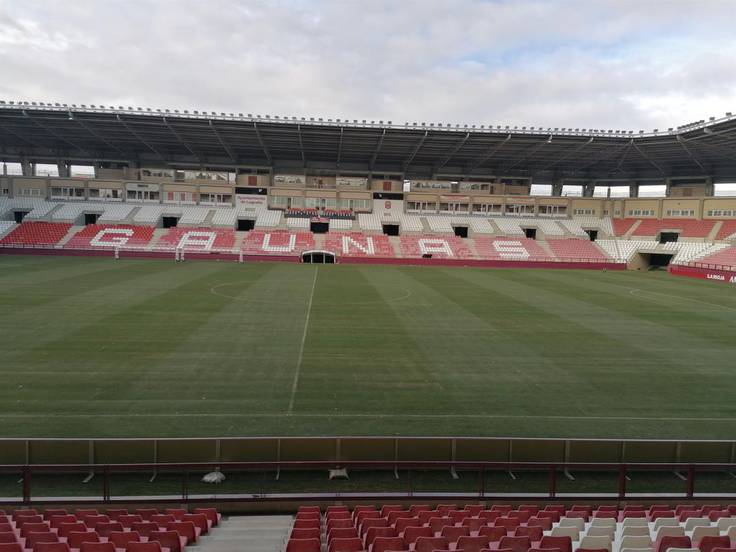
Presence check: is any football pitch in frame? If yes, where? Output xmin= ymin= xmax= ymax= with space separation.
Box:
xmin=1 ymin=254 xmax=736 ymax=440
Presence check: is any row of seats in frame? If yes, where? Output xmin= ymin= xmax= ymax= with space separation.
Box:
xmin=0 ymin=507 xmax=220 ymax=552
xmin=286 ymin=504 xmax=736 ymax=552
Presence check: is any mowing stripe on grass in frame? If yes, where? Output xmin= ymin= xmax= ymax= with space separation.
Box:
xmin=287 ymin=265 xmax=319 ymax=414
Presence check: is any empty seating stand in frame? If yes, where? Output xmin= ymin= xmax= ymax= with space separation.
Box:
xmin=323 ymin=233 xmax=394 ymax=257
xmin=64 ymin=225 xmax=155 ymax=250
xmin=0 ymin=222 xmax=72 ymax=247
xmin=157 ymin=227 xmax=236 ymax=251
xmin=285 ymin=503 xmax=736 ymax=552
xmin=547 ymin=239 xmax=611 ymax=261
xmin=241 ymin=231 xmax=315 ymax=255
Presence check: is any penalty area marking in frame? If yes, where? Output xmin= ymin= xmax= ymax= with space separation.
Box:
xmin=287 ymin=265 xmax=319 ymax=414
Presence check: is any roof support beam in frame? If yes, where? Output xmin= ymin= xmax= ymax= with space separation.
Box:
xmin=72 ymin=114 xmax=128 ymax=157
xmin=435 ymin=132 xmax=470 ymax=171
xmin=252 ymin=122 xmax=272 ymax=165
xmin=676 ymin=135 xmax=707 ymax=172
xmin=403 ymin=131 xmax=428 ymax=171
xmin=22 ymin=110 xmax=91 ymax=156
xmin=163 ymin=117 xmax=202 ymax=162
xmin=534 ymin=137 xmax=594 ymax=173
xmin=296 ymin=124 xmax=306 ymax=166
xmin=370 ymin=129 xmax=386 ymax=170
xmin=116 ymin=115 xmax=166 ymax=161
xmin=503 ymin=136 xmax=552 ymax=172
xmin=632 ymin=141 xmax=666 ymax=175
xmin=466 ymin=134 xmax=511 ymax=173
xmin=336 ymin=127 xmax=344 ymax=166
xmin=0 ymin=121 xmax=46 ymax=149
xmin=208 ymin=120 xmax=237 ymax=163
xmin=573 ymin=141 xmax=631 ymax=173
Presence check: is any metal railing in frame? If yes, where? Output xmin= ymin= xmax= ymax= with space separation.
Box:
xmin=2 ymin=460 xmax=736 ymax=505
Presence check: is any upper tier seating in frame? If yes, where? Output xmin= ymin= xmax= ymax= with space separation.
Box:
xmin=157 ymin=228 xmax=236 ymax=251
xmin=241 ymin=231 xmax=315 ymax=255
xmin=715 ymin=220 xmax=736 ymax=241
xmin=0 ymin=221 xmax=16 ymax=239
xmin=559 ymin=219 xmax=589 ymax=238
xmin=399 ymin=213 xmax=423 ymax=233
xmin=323 ymin=233 xmax=394 ymax=257
xmin=669 ymin=242 xmax=730 ymax=264
xmin=474 ymin=237 xmax=550 ymax=261
xmin=178 ymin=207 xmax=211 ymax=226
xmin=613 ymin=218 xmax=641 ymax=236
xmin=398 ymin=235 xmax=473 ymax=259
xmin=573 ymin=216 xmax=614 ymax=236
xmin=255 ymin=209 xmax=282 ymax=227
xmin=52 ymin=203 xmax=104 ymax=221
xmin=133 ymin=206 xmax=165 ymax=224
xmin=358 ymin=213 xmax=382 ymax=232
xmin=0 ymin=222 xmax=72 ymax=246
xmin=425 ymin=216 xmax=454 ymax=233
xmin=64 ymin=225 xmax=156 ymax=250
xmin=595 ymin=240 xmax=658 ymax=262
xmin=0 ymin=198 xmax=58 ymax=220
xmin=547 ymin=239 xmax=611 ymax=261
xmin=468 ymin=217 xmax=495 ymax=234
xmin=631 ymin=218 xmax=715 ymax=238
xmin=97 ymin=204 xmax=136 ymax=223
xmin=329 ymin=219 xmax=354 ymax=231
xmin=287 ymin=217 xmax=311 ymax=229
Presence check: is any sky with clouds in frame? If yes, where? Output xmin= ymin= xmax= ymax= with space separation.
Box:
xmin=0 ymin=0 xmax=733 ymax=132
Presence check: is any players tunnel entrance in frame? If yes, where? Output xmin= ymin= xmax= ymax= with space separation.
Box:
xmin=636 ymin=252 xmax=674 ymax=270
xmin=162 ymin=216 xmax=179 ymax=228
xmin=382 ymin=224 xmax=399 ymax=236
xmin=310 ymin=221 xmax=329 ymax=233
xmin=453 ymin=226 xmax=468 ymax=238
xmin=302 ymin=250 xmax=335 ymax=264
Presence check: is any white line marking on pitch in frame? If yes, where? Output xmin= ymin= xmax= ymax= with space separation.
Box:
xmin=287 ymin=265 xmax=319 ymax=414
xmin=3 ymin=412 xmax=736 ymax=423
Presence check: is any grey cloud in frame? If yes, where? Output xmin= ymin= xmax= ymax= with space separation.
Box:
xmin=0 ymin=0 xmax=733 ymax=131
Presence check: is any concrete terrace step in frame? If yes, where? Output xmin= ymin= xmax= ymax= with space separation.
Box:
xmin=195 ymin=516 xmax=292 ymax=552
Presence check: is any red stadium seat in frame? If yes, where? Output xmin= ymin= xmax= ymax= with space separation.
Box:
xmin=181 ymin=514 xmax=209 ymax=535
xmin=456 ymin=536 xmax=492 ymax=552
xmin=118 ymin=515 xmax=143 ymax=529
xmin=365 ymin=528 xmax=397 ymax=548
xmin=132 ymin=523 xmax=160 ymax=538
xmin=329 ymin=538 xmax=363 ymax=552
xmin=371 ymin=537 xmax=405 ymax=552
xmin=402 ymin=527 xmax=432 ymax=547
xmin=107 ymin=531 xmax=142 ymax=550
xmin=656 ymin=536 xmax=691 ymax=552
xmin=699 ymin=537 xmax=731 ymax=552
xmin=95 ymin=522 xmax=123 ymax=538
xmin=0 ymin=545 xmax=23 ymax=552
xmin=477 ymin=527 xmax=506 ymax=542
xmin=35 ymin=544 xmax=70 ymax=552
xmin=514 ymin=526 xmax=542 ymax=542
xmin=27 ymin=532 xmax=59 ymax=552
xmin=66 ymin=533 xmax=100 ymax=550
xmin=164 ymin=521 xmax=199 ymax=544
xmin=329 ymin=528 xmax=359 ymax=543
xmin=539 ymin=536 xmax=573 ymax=552
xmin=164 ymin=510 xmax=187 ymax=521
xmin=79 ymin=543 xmax=115 ymax=552
xmin=498 ymin=536 xmax=532 ymax=552
xmin=0 ymin=534 xmax=16 ymax=544
xmin=439 ymin=526 xmax=469 ymax=543
xmin=413 ymin=537 xmax=449 ymax=552
xmin=286 ymin=539 xmax=321 ymax=552
xmin=103 ymin=510 xmax=128 ymax=521
xmin=126 ymin=543 xmax=163 ymax=552
xmin=147 ymin=532 xmax=183 ymax=552
xmin=43 ymin=511 xmax=68 ymax=521
xmin=292 ymin=529 xmax=320 ymax=541
xmin=191 ymin=509 xmax=220 ymax=527
xmin=134 ymin=510 xmax=159 ymax=521
xmin=58 ymin=523 xmax=89 ymax=539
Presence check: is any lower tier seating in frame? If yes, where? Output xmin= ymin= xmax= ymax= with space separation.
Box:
xmin=0 ymin=222 xmax=72 ymax=246
xmin=474 ymin=237 xmax=550 ymax=260
xmin=398 ymin=236 xmax=473 ymax=259
xmin=696 ymin=246 xmax=736 ymax=269
xmin=65 ymin=225 xmax=155 ymax=249
xmin=241 ymin=231 xmax=315 ymax=255
xmin=547 ymin=239 xmax=611 ymax=261
xmin=157 ymin=228 xmax=236 ymax=251
xmin=323 ymin=233 xmax=394 ymax=257
xmin=288 ymin=503 xmax=736 ymax=552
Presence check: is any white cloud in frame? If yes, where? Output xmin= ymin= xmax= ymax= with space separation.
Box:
xmin=0 ymin=0 xmax=733 ymax=131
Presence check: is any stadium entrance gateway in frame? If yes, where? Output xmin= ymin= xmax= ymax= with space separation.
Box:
xmin=302 ymin=250 xmax=335 ymax=263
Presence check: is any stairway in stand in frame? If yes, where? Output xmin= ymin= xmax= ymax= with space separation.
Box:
xmin=195 ymin=515 xmax=292 ymax=552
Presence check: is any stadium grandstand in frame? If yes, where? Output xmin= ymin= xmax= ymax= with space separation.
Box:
xmin=5 ymin=3 xmax=736 ymax=547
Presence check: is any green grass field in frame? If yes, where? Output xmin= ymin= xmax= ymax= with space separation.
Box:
xmin=1 ymin=254 xmax=736 ymax=440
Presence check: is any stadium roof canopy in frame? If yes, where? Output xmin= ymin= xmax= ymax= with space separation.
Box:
xmin=1 ymin=101 xmax=736 ymax=180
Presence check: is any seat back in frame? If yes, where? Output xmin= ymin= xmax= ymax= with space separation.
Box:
xmin=49 ymin=516 xmax=77 ymax=529
xmin=285 ymin=539 xmax=321 ymax=552
xmin=550 ymin=527 xmax=579 ymax=540
xmin=514 ymin=526 xmax=542 ymax=542
xmin=66 ymin=532 xmax=100 ymax=549
xmin=131 ymin=522 xmax=160 ymax=538
xmin=371 ymin=536 xmax=405 ymax=552
xmin=699 ymin=536 xmax=731 ymax=552
xmin=656 ymin=536 xmax=692 ymax=552
xmin=79 ymin=543 xmax=116 ymax=552
xmin=181 ymin=514 xmax=209 ymax=534
xmin=402 ymin=527 xmax=432 ymax=547
xmin=456 ymin=536 xmax=491 ymax=552
xmin=478 ymin=526 xmax=506 ymax=542
xmin=328 ymin=538 xmax=363 ymax=552
xmin=21 ymin=523 xmax=50 ymax=538
xmin=440 ymin=526 xmax=469 ymax=542
xmin=96 ymin=522 xmax=124 ymax=537
xmin=498 ymin=536 xmax=532 ymax=552
xmin=291 ymin=529 xmax=320 ymax=540
xmin=0 ymin=534 xmax=16 ymax=544
xmin=164 ymin=510 xmax=186 ymax=521
xmin=134 ymin=510 xmax=159 ymax=521
xmin=108 ymin=531 xmax=141 ymax=549
xmin=147 ymin=532 xmax=182 ymax=552
xmin=0 ymin=545 xmax=23 ymax=552
xmin=166 ymin=521 xmax=197 ymax=542
xmin=364 ymin=527 xmax=396 ymax=548
xmin=192 ymin=508 xmax=220 ymax=527
xmin=692 ymin=527 xmax=719 ymax=545
xmin=118 ymin=515 xmax=143 ymax=529
xmin=35 ymin=544 xmax=70 ymax=552
xmin=579 ymin=536 xmax=612 ymax=552
xmin=620 ymin=536 xmax=654 ymax=550
xmin=539 ymin=536 xmax=573 ymax=552
xmin=559 ymin=517 xmax=585 ymax=530
xmin=655 ymin=527 xmax=686 ymax=542
xmin=414 ymin=537 xmax=449 ymax=552
xmin=126 ymin=543 xmax=162 ymax=552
